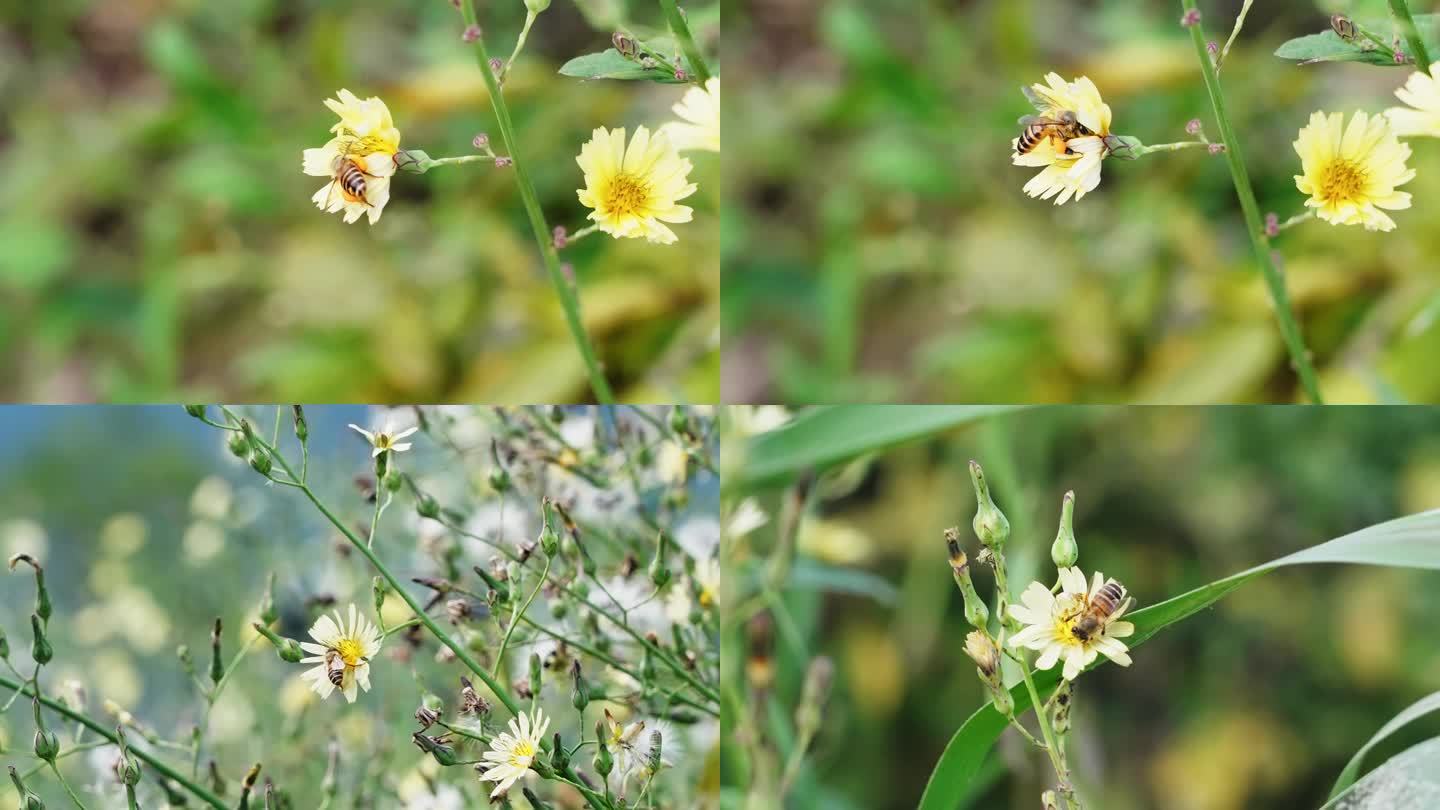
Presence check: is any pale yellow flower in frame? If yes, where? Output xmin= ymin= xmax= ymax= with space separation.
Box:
xmin=297 ymin=604 xmax=383 ymax=703
xmin=348 ymin=422 xmax=419 ymax=457
xmin=1293 ymin=110 xmax=1414 ymax=232
xmin=479 ymin=708 xmax=550 ymax=798
xmin=1386 ymin=63 xmax=1440 ymax=138
xmin=661 ymin=77 xmax=720 ymax=153
xmin=1007 ymin=567 xmax=1134 ymax=681
xmin=576 ymin=126 xmax=697 ymax=244
xmin=302 ymin=89 xmax=402 ymax=225
xmin=1012 ymin=73 xmax=1113 ymax=205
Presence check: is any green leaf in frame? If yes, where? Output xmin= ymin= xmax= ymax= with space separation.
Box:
xmin=733 ymin=405 xmax=1027 ymax=491
xmin=1275 ymin=15 xmax=1440 ymax=66
xmin=917 ymin=509 xmax=1440 ymax=810
xmin=558 ymin=49 xmax=688 ymax=83
xmin=1322 ymin=736 xmax=1440 ymax=809
xmin=1329 ymin=691 xmax=1440 ymax=799
xmin=788 ymin=558 xmax=899 ymax=605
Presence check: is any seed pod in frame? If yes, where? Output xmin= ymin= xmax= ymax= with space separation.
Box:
xmin=571 ymin=659 xmax=590 ymax=711
xmin=593 ymin=721 xmax=614 ymax=776
xmin=9 ymin=765 xmax=45 ymax=810
xmin=1050 ymin=491 xmax=1079 ymax=569
xmin=32 ymin=698 xmax=59 ymax=762
xmin=210 ymin=618 xmax=225 ymax=686
xmin=539 ymin=501 xmax=560 ymax=558
xmin=250 ymin=451 xmax=273 ymax=477
xmin=530 ymin=653 xmax=544 ymax=698
xmin=648 ymin=530 xmax=671 ymax=588
xmin=1050 ymin=681 xmax=1074 ymax=736
xmin=969 ymin=461 xmax=1010 ymax=549
xmin=228 ymin=432 xmax=250 ymax=458
xmin=549 ymin=731 xmax=569 ymax=772
xmin=185 ymin=405 xmax=207 ymax=419
xmin=946 ymin=531 xmax=989 ymax=629
xmin=30 ymin=614 xmax=52 ymax=665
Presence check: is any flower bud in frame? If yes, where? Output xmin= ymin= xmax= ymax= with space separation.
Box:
xmin=30 ymin=614 xmax=52 ymax=665
xmin=210 ymin=618 xmax=225 ymax=686
xmin=1050 ymin=491 xmax=1079 ymax=569
xmin=969 ymin=461 xmax=1010 ymax=550
xmin=462 ymin=24 xmax=481 ymax=42
xmin=539 ymin=502 xmax=560 ymax=558
xmin=474 ymin=565 xmax=511 ymax=603
xmin=648 ymin=531 xmax=671 ymax=588
xmin=570 ymin=659 xmax=590 ymax=711
xmin=9 ymin=765 xmax=45 ymax=810
xmin=794 ymin=656 xmax=833 ymax=740
xmin=411 ymin=732 xmax=457 ymax=766
xmin=9 ymin=554 xmax=51 ymax=622
xmin=253 ymin=623 xmax=304 ymax=663
xmin=1050 ymin=680 xmax=1074 ymax=736
xmin=415 ymin=490 xmax=440 ymax=520
xmin=963 ymin=631 xmax=999 ymax=679
xmin=258 ymin=573 xmax=279 ymax=626
xmin=116 ymin=727 xmax=142 ymax=786
xmin=525 ymin=0 xmax=551 ymax=13
xmin=548 ymin=732 xmax=569 ymax=772
xmin=946 ymin=530 xmax=989 ymax=629
xmin=250 ymin=451 xmax=272 ymax=477
xmin=593 ymin=722 xmax=614 ymax=776
xmin=668 ymin=406 xmax=691 ymax=437
xmin=384 ymin=469 xmax=402 ymax=493
xmin=32 ymin=698 xmax=59 ymax=762
xmin=185 ymin=405 xmax=207 ymax=419
xmin=227 ymin=432 xmax=249 ymax=458
xmin=530 ymin=652 xmax=544 ymax=698
xmin=372 ymin=576 xmax=388 ymax=617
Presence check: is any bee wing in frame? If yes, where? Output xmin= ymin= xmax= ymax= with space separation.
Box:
xmin=1020 ymin=84 xmax=1058 ymax=113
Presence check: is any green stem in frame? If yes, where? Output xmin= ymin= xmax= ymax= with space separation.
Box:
xmin=424 ymin=154 xmax=501 ymax=169
xmin=657 ymin=0 xmax=712 ymax=83
xmin=1016 ymin=662 xmax=1079 ymax=810
xmin=1181 ymin=0 xmax=1324 ymax=404
xmin=0 ymin=674 xmax=226 ymax=809
xmin=1388 ymin=0 xmax=1433 ymax=68
xmin=49 ymin=762 xmax=88 ymax=810
xmin=1215 ymin=0 xmax=1252 ymax=70
xmin=1273 ymin=210 xmax=1314 ymax=234
xmin=1132 ymin=140 xmax=1209 ymax=155
xmin=506 ymin=11 xmax=539 ymax=72
xmin=458 ymin=0 xmax=616 ymax=404
xmin=492 ymin=557 xmax=550 ymax=679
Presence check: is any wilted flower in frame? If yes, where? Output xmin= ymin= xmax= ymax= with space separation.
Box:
xmin=1012 ymin=73 xmax=1114 ymax=205
xmin=1386 ymin=63 xmax=1440 ymax=138
xmin=576 ymin=126 xmax=697 ymax=244
xmin=479 ymin=708 xmax=550 ymax=798
xmin=661 ymin=77 xmax=720 ymax=153
xmin=297 ymin=604 xmax=383 ymax=703
xmin=1293 ymin=111 xmax=1413 ymax=232
xmin=1008 ymin=567 xmax=1135 ymax=681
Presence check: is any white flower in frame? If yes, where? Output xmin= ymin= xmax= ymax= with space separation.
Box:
xmin=602 ymin=708 xmax=649 ymax=777
xmin=348 ymin=422 xmax=419 ymax=457
xmin=661 ymin=77 xmax=720 ymax=153
xmin=665 ymin=556 xmax=720 ymax=622
xmin=725 ymin=499 xmax=768 ymax=540
xmin=479 ymin=707 xmax=550 ymax=798
xmin=1007 ymin=567 xmax=1134 ymax=681
xmin=297 ymin=604 xmax=383 ymax=703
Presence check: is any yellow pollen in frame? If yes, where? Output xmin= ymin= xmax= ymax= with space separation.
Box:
xmin=334 ymin=638 xmax=365 ymax=667
xmin=603 ymin=173 xmax=651 ymax=217
xmin=337 ymin=132 xmax=395 ymax=156
xmin=511 ymin=741 xmax=536 ymax=765
xmin=374 ymin=433 xmax=393 ymax=449
xmin=1320 ymin=158 xmax=1366 ymax=201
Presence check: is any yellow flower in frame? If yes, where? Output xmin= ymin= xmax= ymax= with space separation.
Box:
xmin=1386 ymin=63 xmax=1440 ymax=138
xmin=301 ymin=89 xmax=402 ymax=225
xmin=576 ymin=126 xmax=697 ymax=244
xmin=1007 ymin=567 xmax=1134 ymax=681
xmin=297 ymin=604 xmax=383 ymax=704
xmin=1013 ymin=73 xmax=1113 ymax=205
xmin=661 ymin=77 xmax=720 ymax=153
xmin=1293 ymin=110 xmax=1414 ymax=232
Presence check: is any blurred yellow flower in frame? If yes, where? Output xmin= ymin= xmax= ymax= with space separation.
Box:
xmin=302 ymin=89 xmax=402 ymax=225
xmin=662 ymin=77 xmax=720 ymax=153
xmin=576 ymin=126 xmax=697 ymax=244
xmin=1013 ymin=73 xmax=1113 ymax=205
xmin=1293 ymin=111 xmax=1414 ymax=232
xmin=1386 ymin=63 xmax=1440 ymax=138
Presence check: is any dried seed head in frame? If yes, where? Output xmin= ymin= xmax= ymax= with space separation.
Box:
xmin=415 ymin=705 xmax=441 ymax=729
xmin=964 ymin=630 xmax=999 ymax=678
xmin=445 ymin=599 xmax=472 ymax=624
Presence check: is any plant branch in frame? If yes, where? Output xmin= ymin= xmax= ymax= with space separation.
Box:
xmin=1389 ymin=0 xmax=1433 ymax=68
xmin=657 ymin=0 xmax=712 ymax=83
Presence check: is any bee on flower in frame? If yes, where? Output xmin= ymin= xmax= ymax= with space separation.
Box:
xmin=479 ymin=707 xmax=550 ymax=798
xmin=1007 ymin=567 xmax=1135 ymax=681
xmin=1385 ymin=62 xmax=1440 ymax=139
xmin=1293 ymin=110 xmax=1414 ymax=232
xmin=302 ymin=89 xmax=402 ymax=225
xmin=297 ymin=604 xmax=383 ymax=703
xmin=576 ymin=126 xmax=698 ymax=244
xmin=1012 ymin=73 xmax=1115 ymax=205
xmin=661 ymin=77 xmax=720 ymax=153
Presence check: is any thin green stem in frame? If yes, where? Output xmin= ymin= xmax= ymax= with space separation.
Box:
xmin=1215 ymin=0 xmax=1252 ymax=70
xmin=1016 ymin=662 xmax=1078 ymax=810
xmin=656 ymin=0 xmax=712 ymax=83
xmin=493 ymin=557 xmax=550 ymax=679
xmin=49 ymin=762 xmax=88 ymax=810
xmin=458 ymin=0 xmax=616 ymax=404
xmin=424 ymin=154 xmax=501 ymax=169
xmin=0 ymin=674 xmax=226 ymax=809
xmin=1133 ymin=140 xmax=1209 ymax=155
xmin=1181 ymin=0 xmax=1324 ymax=404
xmin=506 ymin=11 xmax=539 ymax=72
xmin=1389 ymin=0 xmax=1433 ymax=68
xmin=1273 ymin=210 xmax=1314 ymax=234
xmin=126 ymin=784 xmax=140 ymax=810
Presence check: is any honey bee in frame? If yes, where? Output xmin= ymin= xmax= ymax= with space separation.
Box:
xmin=324 ymin=648 xmax=348 ymax=689
xmin=1015 ymin=110 xmax=1095 ymax=157
xmin=322 ymin=137 xmax=376 ymax=213
xmin=1071 ymin=579 xmax=1129 ymax=642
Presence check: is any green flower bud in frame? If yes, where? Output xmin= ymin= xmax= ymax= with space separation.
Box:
xmin=570 ymin=660 xmax=590 ymax=712
xmin=291 ymin=405 xmax=308 ymax=442
xmin=529 ymin=652 xmax=543 ymax=698
xmin=969 ymin=460 xmax=1010 ymax=549
xmin=668 ymin=405 xmax=690 ymax=436
xmin=32 ymin=698 xmax=59 ymax=762
xmin=116 ymin=728 xmax=142 ymax=787
xmin=525 ymin=0 xmax=551 ymax=14
xmin=488 ymin=466 xmax=511 ymax=493
xmin=253 ymin=623 xmax=304 ymax=663
xmin=372 ymin=576 xmax=387 ymax=616
xmin=208 ymin=759 xmax=227 ymax=797
xmin=185 ymin=405 xmax=207 ymax=419
xmin=384 ymin=470 xmax=402 ymax=493
xmin=30 ymin=614 xmax=52 ymax=665
xmin=9 ymin=765 xmax=45 ymax=810
xmin=416 ymin=490 xmax=440 ymax=520
xmin=539 ymin=503 xmax=560 ymax=558
xmin=548 ymin=732 xmax=568 ymax=772
xmin=209 ymin=618 xmax=225 ymax=686
xmin=374 ymin=449 xmax=389 ymax=481
xmin=474 ymin=565 xmax=511 ymax=604
xmin=946 ymin=530 xmax=989 ymax=629
xmin=250 ymin=451 xmax=273 ymax=477
xmin=1051 ymin=491 xmax=1079 ymax=569
xmin=9 ymin=554 xmax=50 ymax=622
xmin=227 ymin=432 xmax=249 ymax=458
xmin=648 ymin=531 xmax=671 ymax=588
xmin=411 ymin=732 xmax=457 ymax=766
xmin=593 ymin=722 xmax=614 ymax=776
xmin=260 ymin=573 xmax=279 ymax=626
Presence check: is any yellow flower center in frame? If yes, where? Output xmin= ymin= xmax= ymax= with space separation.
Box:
xmin=337 ymin=132 xmax=397 ymax=158
xmin=334 ymin=638 xmax=365 ymax=667
xmin=1320 ymin=158 xmax=1367 ymax=202
xmin=1050 ymin=594 xmax=1089 ymax=645
xmin=603 ymin=173 xmax=651 ymax=217
xmin=374 ymin=433 xmax=393 ymax=450
xmin=510 ymin=741 xmax=536 ymax=767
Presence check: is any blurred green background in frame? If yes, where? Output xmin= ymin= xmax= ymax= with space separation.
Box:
xmin=726 ymin=406 xmax=1440 ymax=809
xmin=0 ymin=0 xmax=719 ymax=402
xmin=0 ymin=405 xmax=721 ymax=807
xmin=721 ymin=0 xmax=1440 ymax=404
